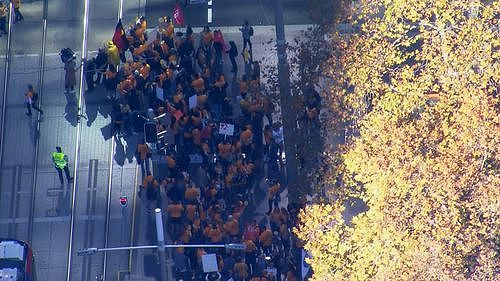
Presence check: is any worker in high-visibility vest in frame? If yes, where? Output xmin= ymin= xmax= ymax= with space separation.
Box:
xmin=52 ymin=146 xmax=73 ymax=185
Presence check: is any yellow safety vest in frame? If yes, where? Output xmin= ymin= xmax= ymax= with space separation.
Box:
xmin=52 ymin=152 xmax=67 ymax=169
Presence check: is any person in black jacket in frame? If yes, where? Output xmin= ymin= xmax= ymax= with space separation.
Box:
xmin=227 ymin=41 xmax=238 ymax=73
xmin=83 ymin=58 xmax=96 ymax=92
xmin=94 ymin=48 xmax=108 ymax=84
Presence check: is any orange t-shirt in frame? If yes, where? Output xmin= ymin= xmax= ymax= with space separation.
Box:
xmin=166 ymin=155 xmax=176 ymax=168
xmin=240 ymin=129 xmax=253 ymax=145
xmin=191 ymin=78 xmax=205 ymax=92
xmin=208 ymin=227 xmax=222 ymax=243
xmin=244 ymin=240 xmax=256 ymax=252
xmin=185 ymin=204 xmax=197 ymax=222
xmin=259 ymin=230 xmax=273 ymax=247
xmin=269 ymin=183 xmax=281 ymax=199
xmin=137 ymin=143 xmax=149 ymax=160
xmin=142 ymin=175 xmax=158 ymax=189
xmin=167 ymin=203 xmax=184 ymax=218
xmin=202 ymin=31 xmax=213 ymax=46
xmin=224 ymin=219 xmax=239 ymax=236
xmin=184 ymin=187 xmax=200 ymax=201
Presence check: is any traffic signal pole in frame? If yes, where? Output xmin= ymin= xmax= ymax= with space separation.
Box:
xmin=155 ymin=208 xmax=169 ymax=281
xmin=77 ymin=208 xmax=245 ymax=280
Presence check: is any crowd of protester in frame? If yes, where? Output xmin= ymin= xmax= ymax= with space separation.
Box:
xmin=81 ymin=14 xmax=302 ymax=281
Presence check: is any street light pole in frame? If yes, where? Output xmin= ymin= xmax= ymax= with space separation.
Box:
xmin=155 ymin=208 xmax=169 ymax=281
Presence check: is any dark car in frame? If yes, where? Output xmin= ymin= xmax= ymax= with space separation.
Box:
xmin=0 ymin=239 xmax=36 ymax=281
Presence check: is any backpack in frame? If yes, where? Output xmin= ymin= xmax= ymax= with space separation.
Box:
xmin=249 ymin=26 xmax=254 ymax=36
xmin=60 ymin=48 xmax=76 ymax=63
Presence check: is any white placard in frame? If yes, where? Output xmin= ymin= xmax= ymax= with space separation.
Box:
xmin=189 ymin=154 xmax=203 ymax=164
xmin=201 ymin=253 xmax=218 ymax=273
xmin=146 ymin=28 xmax=159 ymax=45
xmin=156 ymin=86 xmax=165 ymax=101
xmin=219 ymin=123 xmax=234 ymax=136
xmin=189 ymin=94 xmax=198 ymax=109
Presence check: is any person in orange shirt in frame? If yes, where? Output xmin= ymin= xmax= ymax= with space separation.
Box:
xmin=191 ymin=73 xmax=205 ymax=94
xmin=180 ymin=224 xmax=191 ymax=244
xmin=135 ymin=139 xmax=151 ymax=179
xmin=286 ymin=270 xmax=298 ymax=281
xmin=218 ymin=141 xmax=233 ymax=162
xmin=185 ymin=203 xmax=197 ymax=222
xmin=12 ymin=0 xmax=23 ymax=22
xmin=142 ymin=171 xmax=160 ymax=209
xmin=240 ymin=127 xmax=253 ymax=146
xmin=167 ymin=200 xmax=184 ymax=237
xmin=201 ymin=25 xmax=213 ymax=47
xmin=208 ymin=224 xmax=222 ymax=243
xmin=184 ymin=184 xmax=200 ymax=204
xmin=233 ymin=257 xmax=249 ymax=281
xmin=224 ymin=215 xmax=240 ymax=238
xmin=24 ymin=84 xmax=43 ymax=116
xmin=259 ymin=226 xmax=273 ymax=255
xmin=267 ymin=181 xmax=281 ymax=215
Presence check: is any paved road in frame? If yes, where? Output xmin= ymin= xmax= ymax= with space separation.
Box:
xmin=0 ymin=1 xmax=309 ymax=281
xmin=146 ymin=0 xmax=312 ymax=27
xmin=0 ymin=1 xmax=144 ymax=281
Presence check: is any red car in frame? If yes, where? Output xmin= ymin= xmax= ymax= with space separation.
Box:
xmin=0 ymin=239 xmax=36 ymax=281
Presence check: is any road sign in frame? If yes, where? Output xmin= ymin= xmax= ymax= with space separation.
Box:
xmin=119 ymin=195 xmax=128 ymax=207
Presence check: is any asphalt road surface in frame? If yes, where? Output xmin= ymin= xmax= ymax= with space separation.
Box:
xmin=145 ymin=0 xmax=312 ymax=27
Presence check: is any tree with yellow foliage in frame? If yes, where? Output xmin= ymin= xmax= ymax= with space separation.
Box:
xmin=296 ymin=0 xmax=499 ymax=280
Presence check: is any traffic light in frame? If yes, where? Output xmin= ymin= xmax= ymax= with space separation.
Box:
xmin=119 ymin=195 xmax=128 ymax=207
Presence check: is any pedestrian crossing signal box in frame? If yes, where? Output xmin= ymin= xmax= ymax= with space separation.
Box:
xmin=119 ymin=196 xmax=128 ymax=207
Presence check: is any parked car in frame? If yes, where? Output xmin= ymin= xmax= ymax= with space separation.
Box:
xmin=0 ymin=239 xmax=36 ymax=281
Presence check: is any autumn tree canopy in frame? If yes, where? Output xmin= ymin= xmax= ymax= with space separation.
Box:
xmin=296 ymin=0 xmax=499 ymax=280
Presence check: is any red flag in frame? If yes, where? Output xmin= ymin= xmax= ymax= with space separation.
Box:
xmin=173 ymin=3 xmax=185 ymax=26
xmin=112 ymin=19 xmax=129 ymax=52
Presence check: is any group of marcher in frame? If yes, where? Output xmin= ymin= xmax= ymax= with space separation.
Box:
xmin=17 ymin=6 xmax=302 ymax=279
xmin=74 ymin=14 xmax=301 ymax=281
xmin=0 ymin=1 xmax=23 ymax=36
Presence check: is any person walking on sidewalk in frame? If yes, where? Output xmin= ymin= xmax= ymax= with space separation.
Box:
xmin=64 ymin=59 xmax=77 ymax=93
xmin=239 ymin=20 xmax=253 ymax=53
xmin=135 ymin=138 xmax=151 ymax=179
xmin=52 ymin=146 xmax=73 ymax=185
xmin=25 ymin=84 xmax=43 ymax=116
xmin=0 ymin=2 xmax=8 ymax=36
xmin=11 ymin=0 xmax=22 ymax=23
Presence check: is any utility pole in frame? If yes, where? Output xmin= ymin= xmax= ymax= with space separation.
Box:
xmin=273 ymin=0 xmax=300 ymax=202
xmin=155 ymin=208 xmax=169 ymax=281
